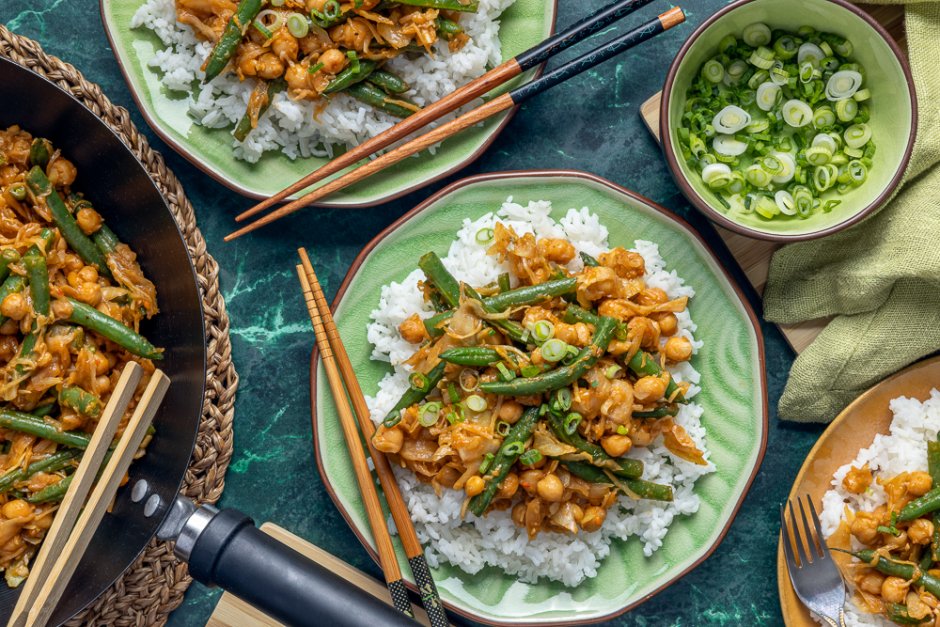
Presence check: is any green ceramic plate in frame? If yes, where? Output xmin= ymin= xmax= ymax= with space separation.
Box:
xmin=99 ymin=0 xmax=556 ymax=204
xmin=660 ymin=0 xmax=917 ymax=241
xmin=311 ymin=171 xmax=768 ymax=625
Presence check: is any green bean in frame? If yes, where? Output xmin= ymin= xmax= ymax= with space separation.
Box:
xmin=434 ymin=16 xmax=464 ymax=41
xmin=68 ymin=193 xmax=93 ymax=213
xmin=65 ymin=297 xmax=162 ymax=360
xmin=921 ymin=546 xmax=934 ymax=572
xmin=346 ymin=82 xmax=419 ymax=118
xmin=0 ymin=410 xmax=91 ymax=448
xmin=203 ymin=0 xmax=264 ymax=83
xmin=29 ymin=138 xmax=50 ymax=170
xmin=27 ymin=446 xmax=116 ymax=503
xmin=561 ymin=461 xmax=673 ymax=502
xmin=900 ymin=487 xmax=940 ymax=521
xmin=419 ymin=252 xmax=460 ymax=308
xmin=24 ymin=250 xmax=49 ymax=317
xmin=58 ymin=386 xmax=102 ymax=418
xmin=380 ymin=360 xmax=447 ymax=429
xmin=468 ymin=407 xmax=539 ymax=516
xmin=497 ymin=273 xmax=511 ymax=294
xmin=234 ymin=78 xmax=287 ymax=142
xmin=428 ymin=291 xmax=448 ymax=314
xmin=440 ymin=347 xmax=501 ymax=367
xmin=933 ymin=511 xmax=940 ymax=562
xmin=25 ymin=167 xmax=112 ymax=279
xmin=323 ymin=60 xmax=378 ymax=95
xmin=851 ymin=549 xmax=940 ymax=598
xmin=885 ymin=604 xmax=931 ymax=625
xmin=482 ymin=278 xmax=577 ymax=312
xmin=365 ymin=69 xmax=409 ymax=95
xmin=480 ymin=316 xmax=618 ymax=395
xmin=929 ymin=440 xmax=940 ymax=486
xmin=92 ymin=223 xmax=121 ymax=257
xmin=0 ymin=449 xmax=81 ymax=494
xmin=0 ymin=249 xmax=20 ymax=285
xmin=15 ymin=331 xmax=38 ymax=381
xmin=633 ymin=405 xmax=680 ymax=419
xmin=0 ymin=274 xmax=24 ymax=329
xmin=32 ymin=402 xmax=56 ymax=418
xmin=394 ymin=0 xmax=479 ymax=12
xmin=627 ymin=350 xmax=688 ymax=404
xmin=424 ymin=310 xmax=454 ymax=337
xmin=546 ymin=411 xmax=643 ymax=478
xmin=580 ymin=252 xmax=600 ymax=267
xmin=464 ymin=284 xmax=528 ymax=344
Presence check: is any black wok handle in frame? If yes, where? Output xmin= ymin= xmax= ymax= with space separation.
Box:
xmin=186 ymin=508 xmax=422 ymax=627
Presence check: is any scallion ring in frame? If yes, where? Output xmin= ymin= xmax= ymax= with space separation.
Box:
xmin=745 ymin=164 xmax=772 ymax=187
xmin=496 ymin=421 xmax=511 ymax=437
xmin=742 ymin=22 xmax=771 ymax=47
xmin=322 ymin=0 xmax=341 ymax=19
xmin=724 ymin=60 xmax=748 ymax=85
xmin=702 ymin=163 xmax=732 ymax=189
xmin=747 ymin=70 xmax=769 ymax=90
xmin=541 ymin=339 xmax=568 ymax=362
xmin=793 ymin=186 xmax=814 ymax=218
xmin=520 ymin=365 xmax=541 ymax=378
xmin=347 ymin=50 xmax=360 ymax=74
xmin=253 ymin=20 xmax=274 ymax=39
xmin=713 ymin=135 xmax=748 ymax=157
xmin=843 ymin=123 xmax=872 ymax=150
xmin=532 ymin=319 xmax=554 ymax=343
xmin=555 ymin=388 xmax=573 ymax=412
xmin=459 ymin=368 xmax=479 ymax=392
xmin=465 ymin=395 xmax=487 ymax=412
xmin=755 ymin=196 xmax=780 ymax=219
xmin=774 ymin=191 xmax=797 ymax=216
xmin=712 ymin=106 xmax=751 ymax=134
xmin=760 ymin=154 xmax=784 ymax=175
xmin=479 ymin=452 xmax=495 ymax=475
xmin=748 ymin=48 xmax=775 ymax=70
xmin=502 ymin=441 xmax=524 ymax=456
xmin=797 ymin=42 xmax=825 ymax=67
xmin=701 ymin=59 xmax=724 ymax=83
xmin=255 ymin=9 xmax=284 ymax=33
xmin=564 ymin=412 xmax=583 ymax=435
xmin=519 ymin=449 xmax=542 ymax=466
xmin=496 ymin=362 xmax=515 ymax=382
xmin=853 ymin=88 xmax=871 ymax=102
xmin=812 ymin=106 xmax=836 ymax=128
xmin=847 ymin=159 xmax=868 ymax=184
xmin=770 ymin=152 xmax=795 ymax=184
xmin=410 ymin=372 xmax=429 ymax=391
xmin=825 ymin=70 xmax=863 ymax=101
xmin=805 ymin=145 xmax=833 ymax=166
xmin=835 ymin=99 xmax=858 ymax=123
xmin=813 ymin=165 xmax=833 ymax=192
xmin=782 ymin=99 xmax=813 ymax=127
xmin=418 ymin=402 xmax=441 ymax=427
xmin=605 ymin=365 xmax=622 ymax=379
xmin=286 ymin=13 xmax=309 ymax=38
xmin=475 ymin=228 xmax=494 ymax=244
xmin=755 ymin=83 xmax=780 ymax=112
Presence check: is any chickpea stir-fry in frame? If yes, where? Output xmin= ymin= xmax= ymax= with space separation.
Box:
xmin=0 ymin=127 xmax=163 ymax=586
xmin=372 ymin=223 xmax=706 ymax=540
xmin=177 ymin=0 xmax=476 ymax=139
xmin=830 ymin=448 xmax=940 ymax=626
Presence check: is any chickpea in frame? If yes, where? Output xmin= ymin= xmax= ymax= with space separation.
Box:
xmin=497 ymin=472 xmax=519 ymax=499
xmin=910 ymin=518 xmax=935 ymax=544
xmin=95 ymin=375 xmax=112 ymax=395
xmin=601 ymin=435 xmax=632 ymax=458
xmin=94 ymin=351 xmax=110 ymax=376
xmin=48 ymin=158 xmax=77 ymax=188
xmin=634 ymin=288 xmax=668 ymax=307
xmin=651 ymin=312 xmax=678 ymax=337
xmin=319 ymin=48 xmax=347 ymax=74
xmin=536 ymin=474 xmax=564 ymax=502
xmin=285 ymin=63 xmax=311 ymax=94
xmin=77 ymin=266 xmax=98 ymax=284
xmin=51 ymin=299 xmax=73 ymax=320
xmin=580 ymin=506 xmax=606 ymax=533
xmin=78 ymin=281 xmax=102 ymax=307
xmin=908 ymin=471 xmax=934 ymax=496
xmin=663 ymin=337 xmax=694 ymax=362
xmin=465 ymin=476 xmax=485 ymax=497
xmin=255 ymin=53 xmax=286 ymax=80
xmin=32 ymin=511 xmax=53 ymax=530
xmin=64 ymin=254 xmax=84 ymax=273
xmin=0 ymin=293 xmax=28 ymax=321
xmin=498 ymin=400 xmax=523 ymax=424
xmin=857 ymin=570 xmax=886 ymax=595
xmin=634 ymin=376 xmax=667 ymax=404
xmin=519 ymin=469 xmax=544 ymax=496
xmin=850 ymin=514 xmax=880 ymax=544
xmin=271 ymin=31 xmax=299 ymax=62
xmin=0 ymin=336 xmax=16 ymax=361
xmin=397 ymin=313 xmax=428 ymax=344
xmin=0 ymin=319 xmax=17 ymax=335
xmin=66 ymin=271 xmax=82 ymax=289
xmin=511 ymin=502 xmax=526 ymax=528
xmin=881 ymin=576 xmax=909 ymax=604
xmin=1 ymin=499 xmax=31 ymax=519
xmin=76 ymin=207 xmax=103 ymax=235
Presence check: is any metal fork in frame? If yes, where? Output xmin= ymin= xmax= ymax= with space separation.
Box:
xmin=780 ymin=495 xmax=847 ymax=627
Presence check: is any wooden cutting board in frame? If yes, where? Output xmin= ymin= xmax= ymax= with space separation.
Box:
xmin=205 ymin=523 xmax=431 ymax=627
xmin=639 ymin=3 xmax=906 ymax=355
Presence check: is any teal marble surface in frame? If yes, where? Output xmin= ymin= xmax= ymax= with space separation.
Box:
xmin=0 ymin=1 xmax=826 ymax=625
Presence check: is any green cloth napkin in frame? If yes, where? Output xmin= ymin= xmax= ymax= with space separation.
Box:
xmin=763 ymin=1 xmax=940 ymax=423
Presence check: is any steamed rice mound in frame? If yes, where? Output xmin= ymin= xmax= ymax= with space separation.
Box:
xmin=364 ymin=197 xmax=715 ymax=586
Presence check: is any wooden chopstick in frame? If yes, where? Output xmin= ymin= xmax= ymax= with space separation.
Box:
xmin=6 ymin=363 xmax=144 ymax=627
xmin=295 ymin=265 xmax=417 ymax=620
xmin=24 ymin=370 xmax=170 ymax=627
xmin=234 ymin=0 xmax=662 ymax=225
xmin=297 ymin=249 xmax=449 ymax=627
xmin=227 ymin=7 xmax=685 ymax=241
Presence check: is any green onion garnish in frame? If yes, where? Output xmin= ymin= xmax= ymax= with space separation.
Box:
xmin=347 ymin=50 xmax=360 ymax=74
xmin=475 ymin=228 xmax=494 ymax=244
xmin=541 ymin=339 xmax=568 ymax=362
xmin=447 ymin=382 xmax=460 ymax=404
xmin=479 ymin=452 xmax=495 ymax=475
xmin=496 ymin=362 xmax=515 ymax=382
xmin=253 ymin=20 xmax=273 ymax=39
xmin=520 ymin=365 xmax=541 ymax=378
xmin=410 ymin=372 xmax=428 ymax=391
xmin=308 ymin=62 xmax=325 ymax=75
xmin=418 ymin=402 xmax=441 ymax=427
xmin=564 ymin=412 xmax=582 ymax=435
xmin=465 ymin=395 xmax=487 ymax=412
xmin=502 ymin=441 xmax=524 ymax=456
xmin=496 ymin=421 xmax=511 ymax=437
xmin=519 ymin=449 xmax=542 ymax=466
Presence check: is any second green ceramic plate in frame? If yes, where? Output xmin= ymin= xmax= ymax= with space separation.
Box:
xmin=311 ymin=171 xmax=769 ymax=625
xmin=100 ymin=0 xmax=556 ymax=204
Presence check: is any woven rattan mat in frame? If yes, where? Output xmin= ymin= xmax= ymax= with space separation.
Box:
xmin=0 ymin=24 xmax=238 ymax=627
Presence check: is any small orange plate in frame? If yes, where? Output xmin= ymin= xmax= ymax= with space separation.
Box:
xmin=778 ymin=355 xmax=940 ymax=625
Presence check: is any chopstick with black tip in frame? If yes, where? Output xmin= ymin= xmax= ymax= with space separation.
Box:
xmin=295 ymin=265 xmax=418 ymax=621
xmin=228 ymin=7 xmax=685 ymax=240
xmin=234 ymin=0 xmax=662 ymax=224
xmin=297 ymin=249 xmax=449 ymax=627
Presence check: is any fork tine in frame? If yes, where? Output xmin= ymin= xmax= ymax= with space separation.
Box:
xmin=798 ymin=496 xmax=823 ymax=560
xmin=789 ymin=499 xmax=811 ymax=566
xmin=805 ymin=495 xmax=828 ymax=560
xmin=781 ymin=502 xmax=799 ymax=570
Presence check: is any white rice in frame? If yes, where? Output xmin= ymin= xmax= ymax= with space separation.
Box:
xmin=364 ymin=197 xmax=715 ymax=586
xmin=130 ymin=0 xmax=514 ymax=162
xmin=817 ymin=390 xmax=940 ymax=627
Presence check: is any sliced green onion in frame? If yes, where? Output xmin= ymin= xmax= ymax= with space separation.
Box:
xmin=562 ymin=344 xmax=580 ymax=366
xmin=459 ymin=368 xmax=478 ymax=392
xmin=853 ymin=88 xmax=871 ymax=102
xmin=519 ymin=449 xmax=543 ymax=466
xmin=465 ymin=395 xmax=487 ymax=412
xmin=496 ymin=421 xmax=511 ymax=437
xmin=813 ymin=106 xmax=836 ymax=128
xmin=502 ymin=441 xmax=524 ymax=456
xmin=718 ymin=34 xmax=737 ymax=53
xmin=9 ymin=184 xmax=26 ymax=201
xmin=447 ymin=382 xmax=460 ymax=403
xmin=475 ymin=228 xmax=494 ymax=244
xmin=410 ymin=372 xmax=429 ymax=391
xmin=418 ymin=402 xmax=441 ymax=427
xmin=323 ymin=0 xmax=341 ymax=19
xmin=825 ymin=70 xmax=863 ymax=101
xmin=555 ymin=388 xmax=572 ymax=412
xmin=347 ymin=50 xmax=361 ymax=74
xmin=844 ymin=146 xmax=863 ymax=159
xmin=745 ymin=165 xmax=771 ymax=187
xmin=725 ymin=60 xmax=748 ymax=84
xmin=755 ymin=196 xmax=780 ymax=219
xmin=813 ymin=165 xmax=832 ymax=192
xmin=605 ymin=365 xmax=622 ymax=379
xmin=496 ymin=362 xmax=515 ymax=382
xmin=307 ymin=61 xmax=325 ymax=75
xmin=798 ymin=42 xmax=825 ymax=67
xmin=805 ymin=145 xmax=832 ymax=166
xmin=844 ymin=123 xmax=872 ymax=150
xmin=755 ymin=83 xmax=780 ymax=112
xmin=702 ymin=59 xmax=724 ymax=83
xmin=793 ymin=187 xmax=814 ymax=218
xmin=564 ymin=412 xmax=583 ymax=435
xmin=774 ymin=191 xmax=797 ymax=215
xmin=760 ymin=154 xmax=784 ymax=175
xmin=520 ymin=365 xmax=541 ymax=378
xmin=532 ymin=320 xmax=554 ymax=343
xmin=773 ymin=36 xmax=797 ymax=60
xmin=823 ymin=199 xmax=842 ymax=212
xmin=286 ymin=13 xmax=309 ymax=38
xmin=782 ymin=99 xmax=813 ymax=127
xmin=253 ymin=20 xmax=274 ymax=39
xmin=702 ymin=163 xmax=732 ymax=189
xmin=747 ymin=70 xmax=769 ymax=90
xmin=847 ymin=160 xmax=868 ymax=184
xmin=797 ymin=25 xmax=815 ymax=38
xmin=479 ymin=452 xmax=495 ymax=474
xmin=541 ymin=339 xmax=568 ymax=362
xmin=748 ymin=49 xmax=775 ymax=70
xmin=835 ymin=99 xmax=858 ymax=123
xmin=742 ymin=23 xmax=771 ymax=47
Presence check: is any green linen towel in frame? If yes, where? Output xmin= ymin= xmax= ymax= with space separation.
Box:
xmin=763 ymin=1 xmax=940 ymax=423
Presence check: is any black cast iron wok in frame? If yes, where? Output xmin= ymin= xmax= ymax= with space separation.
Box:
xmin=0 ymin=56 xmax=206 ymax=626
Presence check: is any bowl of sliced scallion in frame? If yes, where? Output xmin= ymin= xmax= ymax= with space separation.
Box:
xmin=659 ymin=0 xmax=916 ymax=241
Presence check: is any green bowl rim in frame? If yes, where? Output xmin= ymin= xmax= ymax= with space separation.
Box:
xmin=308 ymin=169 xmax=770 ymax=626
xmin=658 ymin=0 xmax=918 ymax=242
xmin=97 ymin=0 xmax=559 ymax=205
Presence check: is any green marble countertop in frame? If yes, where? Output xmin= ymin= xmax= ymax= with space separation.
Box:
xmin=0 ymin=1 xmax=829 ymax=625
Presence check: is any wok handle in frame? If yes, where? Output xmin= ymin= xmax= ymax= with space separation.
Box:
xmin=186 ymin=508 xmax=421 ymax=627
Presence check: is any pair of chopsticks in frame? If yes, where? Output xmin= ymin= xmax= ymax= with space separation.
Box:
xmin=295 ymin=250 xmax=448 ymax=627
xmin=226 ymin=0 xmax=685 ymax=241
xmin=7 ymin=365 xmax=170 ymax=627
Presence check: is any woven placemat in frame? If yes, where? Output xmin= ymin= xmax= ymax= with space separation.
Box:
xmin=0 ymin=24 xmax=238 ymax=627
